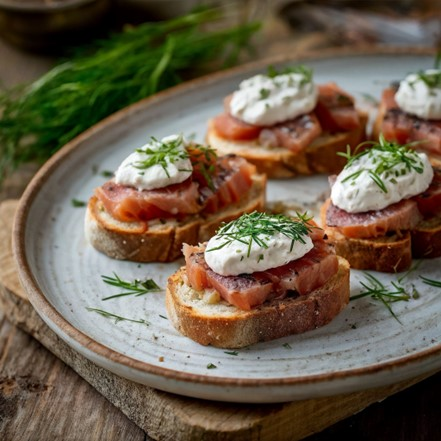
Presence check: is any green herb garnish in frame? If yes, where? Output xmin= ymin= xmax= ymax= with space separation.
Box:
xmin=224 ymin=350 xmax=239 ymax=356
xmin=259 ymin=88 xmax=270 ymax=99
xmin=100 ymin=170 xmax=114 ymax=178
xmin=86 ymin=307 xmax=150 ymax=326
xmin=267 ymin=64 xmax=313 ymax=85
xmin=101 ymin=272 xmax=161 ymax=300
xmin=419 ymin=276 xmax=441 ymax=288
xmin=207 ymin=363 xmax=217 ymax=369
xmin=0 ymin=9 xmax=260 ymax=185
xmin=206 ymin=211 xmax=314 ymax=257
xmin=338 ymin=134 xmax=425 ymax=193
xmin=188 ymin=144 xmax=217 ymax=192
xmin=351 ymin=272 xmax=411 ymax=324
xmin=71 ymin=198 xmax=86 ymax=207
xmin=132 ymin=135 xmax=188 ymax=178
xmin=283 ymin=342 xmax=292 ymax=349
xmin=414 ymin=70 xmax=441 ymax=89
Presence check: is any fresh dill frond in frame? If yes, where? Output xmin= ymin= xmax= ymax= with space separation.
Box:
xmin=71 ymin=198 xmax=87 ymax=207
xmin=133 ymin=135 xmax=188 ymax=178
xmin=351 ymin=272 xmax=411 ymax=324
xmin=86 ymin=307 xmax=150 ymax=326
xmin=0 ymin=9 xmax=260 ymax=185
xmin=187 ymin=143 xmax=218 ymax=191
xmin=414 ymin=70 xmax=441 ymax=89
xmin=419 ymin=275 xmax=441 ymax=288
xmin=206 ymin=211 xmax=314 ymax=257
xmin=101 ymin=272 xmax=161 ymax=300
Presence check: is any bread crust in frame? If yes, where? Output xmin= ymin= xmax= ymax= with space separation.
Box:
xmin=321 ymin=199 xmax=441 ymax=272
xmin=165 ymin=257 xmax=350 ymax=348
xmin=206 ymin=111 xmax=368 ymax=179
xmin=85 ymin=174 xmax=266 ymax=262
xmin=411 ymin=216 xmax=441 ymax=258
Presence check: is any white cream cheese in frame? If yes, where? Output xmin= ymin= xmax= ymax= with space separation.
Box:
xmin=204 ymin=213 xmax=313 ymax=276
xmin=114 ymin=134 xmax=192 ymax=191
xmin=229 ymin=69 xmax=318 ymax=126
xmin=331 ymin=143 xmax=433 ymax=213
xmin=395 ymin=69 xmax=441 ymax=120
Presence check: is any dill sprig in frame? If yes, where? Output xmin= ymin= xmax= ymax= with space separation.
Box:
xmin=414 ymin=70 xmax=441 ymax=89
xmin=419 ymin=276 xmax=441 ymax=288
xmin=338 ymin=134 xmax=426 ymax=193
xmin=101 ymin=272 xmax=161 ymax=300
xmin=86 ymin=307 xmax=150 ymax=326
xmin=0 ymin=9 xmax=260 ymax=184
xmin=206 ymin=211 xmax=314 ymax=257
xmin=133 ymin=135 xmax=188 ymax=178
xmin=267 ymin=64 xmax=313 ymax=85
xmin=351 ymin=272 xmax=411 ymax=323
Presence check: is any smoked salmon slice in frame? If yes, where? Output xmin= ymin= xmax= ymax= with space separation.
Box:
xmin=183 ymin=235 xmax=338 ymax=311
xmin=324 ymin=199 xmax=423 ymax=239
xmin=212 ymin=81 xmax=360 ymax=150
xmin=380 ymin=87 xmax=441 ymax=155
xmin=95 ymin=154 xmax=257 ymax=223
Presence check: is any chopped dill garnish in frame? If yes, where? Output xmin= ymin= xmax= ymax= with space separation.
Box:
xmin=351 ymin=272 xmax=411 ymax=324
xmin=133 ymin=135 xmax=188 ymax=178
xmin=397 ymin=260 xmax=423 ymax=284
xmin=86 ymin=307 xmax=150 ymax=326
xmin=338 ymin=134 xmax=426 ymax=193
xmin=206 ymin=211 xmax=314 ymax=257
xmin=267 ymin=64 xmax=313 ymax=85
xmin=207 ymin=363 xmax=217 ymax=369
xmin=100 ymin=170 xmax=114 ymax=178
xmin=71 ymin=198 xmax=86 ymax=207
xmin=259 ymin=88 xmax=270 ymax=99
xmin=224 ymin=350 xmax=239 ymax=356
xmin=159 ymin=314 xmax=168 ymax=320
xmin=101 ymin=272 xmax=161 ymax=300
xmin=419 ymin=276 xmax=441 ymax=288
xmin=187 ymin=143 xmax=218 ymax=191
xmin=283 ymin=342 xmax=292 ymax=349
xmin=414 ymin=70 xmax=441 ymax=89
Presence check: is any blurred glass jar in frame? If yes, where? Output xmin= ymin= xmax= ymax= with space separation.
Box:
xmin=0 ymin=0 xmax=112 ymax=52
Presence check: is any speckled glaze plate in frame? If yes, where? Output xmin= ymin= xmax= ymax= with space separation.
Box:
xmin=14 ymin=48 xmax=441 ymax=403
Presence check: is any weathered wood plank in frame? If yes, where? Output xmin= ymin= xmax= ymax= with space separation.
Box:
xmin=0 ymin=314 xmax=146 ymax=440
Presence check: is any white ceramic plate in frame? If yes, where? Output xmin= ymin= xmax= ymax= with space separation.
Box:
xmin=14 ymin=48 xmax=441 ymax=403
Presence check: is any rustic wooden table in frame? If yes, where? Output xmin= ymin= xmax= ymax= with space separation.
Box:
xmin=0 ymin=9 xmax=440 ymax=440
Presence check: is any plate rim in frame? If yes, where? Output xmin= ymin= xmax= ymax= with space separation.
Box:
xmin=12 ymin=46 xmax=441 ymax=394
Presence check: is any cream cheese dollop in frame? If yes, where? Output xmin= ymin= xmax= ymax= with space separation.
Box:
xmin=331 ymin=142 xmax=433 ymax=213
xmin=395 ymin=69 xmax=441 ymax=120
xmin=204 ymin=212 xmax=313 ymax=276
xmin=114 ymin=134 xmax=192 ymax=191
xmin=229 ymin=68 xmax=318 ymax=126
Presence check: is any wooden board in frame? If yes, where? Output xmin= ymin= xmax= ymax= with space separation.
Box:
xmin=0 ymin=199 xmax=439 ymax=441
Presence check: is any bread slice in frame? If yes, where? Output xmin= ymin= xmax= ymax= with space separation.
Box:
xmin=321 ymin=199 xmax=441 ymax=272
xmin=206 ymin=111 xmax=368 ymax=179
xmin=85 ymin=173 xmax=266 ymax=262
xmin=411 ymin=215 xmax=441 ymax=259
xmin=165 ymin=256 xmax=350 ymax=348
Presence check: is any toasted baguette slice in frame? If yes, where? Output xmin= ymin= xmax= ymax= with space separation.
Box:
xmin=85 ymin=174 xmax=266 ymax=262
xmin=206 ymin=111 xmax=368 ymax=179
xmin=323 ymin=225 xmax=412 ymax=273
xmin=321 ymin=199 xmax=441 ymax=272
xmin=165 ymin=256 xmax=350 ymax=349
xmin=320 ymin=198 xmax=412 ymax=272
